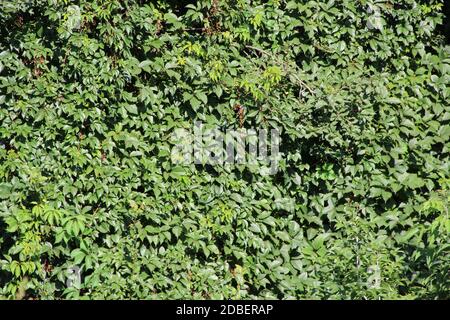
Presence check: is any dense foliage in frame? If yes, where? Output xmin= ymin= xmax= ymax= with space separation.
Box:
xmin=0 ymin=0 xmax=449 ymax=299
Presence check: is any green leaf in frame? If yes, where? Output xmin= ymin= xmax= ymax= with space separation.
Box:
xmin=196 ymin=92 xmax=208 ymax=105
xmin=0 ymin=183 xmax=12 ymax=199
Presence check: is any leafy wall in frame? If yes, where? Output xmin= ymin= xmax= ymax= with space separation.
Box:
xmin=0 ymin=0 xmax=449 ymax=299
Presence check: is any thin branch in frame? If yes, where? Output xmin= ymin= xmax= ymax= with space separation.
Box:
xmin=244 ymin=45 xmax=315 ymax=95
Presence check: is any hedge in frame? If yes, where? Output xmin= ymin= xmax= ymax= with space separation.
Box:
xmin=0 ymin=0 xmax=449 ymax=299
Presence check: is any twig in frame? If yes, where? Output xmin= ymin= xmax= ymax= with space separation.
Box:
xmin=244 ymin=45 xmax=315 ymax=95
